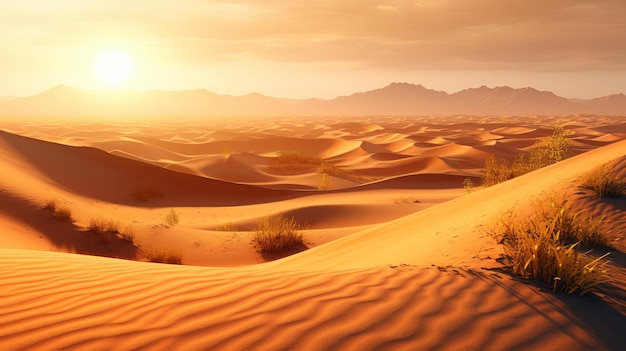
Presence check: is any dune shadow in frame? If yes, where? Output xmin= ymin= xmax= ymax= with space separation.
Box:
xmin=474 ymin=266 xmax=626 ymax=349
xmin=259 ymin=244 xmax=309 ymax=262
xmin=0 ymin=130 xmax=300 ymax=207
xmin=0 ymin=190 xmax=139 ymax=260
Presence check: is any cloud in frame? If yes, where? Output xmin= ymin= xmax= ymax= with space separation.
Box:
xmin=1 ymin=0 xmax=625 ymax=73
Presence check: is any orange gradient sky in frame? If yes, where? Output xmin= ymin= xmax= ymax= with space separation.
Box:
xmin=1 ymin=0 xmax=625 ymax=99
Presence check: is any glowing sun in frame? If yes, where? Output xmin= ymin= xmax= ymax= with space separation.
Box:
xmin=93 ymin=51 xmax=132 ymax=85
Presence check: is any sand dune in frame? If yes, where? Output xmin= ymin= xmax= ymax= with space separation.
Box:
xmin=0 ymin=114 xmax=625 ymax=350
xmin=2 ymin=248 xmax=624 ymax=350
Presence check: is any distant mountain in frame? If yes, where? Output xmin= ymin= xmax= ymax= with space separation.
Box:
xmin=1 ymin=83 xmax=625 ymax=117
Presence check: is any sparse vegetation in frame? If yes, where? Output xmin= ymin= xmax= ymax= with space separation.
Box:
xmin=580 ymin=163 xmax=625 ymax=198
xmin=44 ymin=198 xmax=73 ymax=221
xmin=482 ymin=124 xmax=572 ymax=187
xmin=89 ymin=217 xmax=120 ymax=242
xmin=165 ymin=209 xmax=180 ymax=226
xmin=318 ymin=172 xmax=332 ymax=190
xmin=215 ymin=222 xmax=238 ymax=232
xmin=44 ymin=198 xmax=57 ymax=211
xmin=394 ymin=195 xmax=415 ymax=204
xmin=531 ymin=196 xmax=610 ymax=249
xmin=54 ymin=205 xmax=73 ymax=221
xmin=270 ymin=149 xmax=323 ymax=171
xmin=482 ymin=155 xmax=513 ymax=187
xmin=492 ymin=195 xmax=610 ymax=295
xmin=144 ymin=248 xmax=183 ymax=264
xmin=463 ymin=178 xmax=475 ymax=194
xmin=253 ymin=214 xmax=306 ymax=253
xmin=120 ymin=225 xmax=136 ymax=242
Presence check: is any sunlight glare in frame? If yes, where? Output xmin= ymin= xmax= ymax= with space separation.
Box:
xmin=93 ymin=51 xmax=132 ymax=86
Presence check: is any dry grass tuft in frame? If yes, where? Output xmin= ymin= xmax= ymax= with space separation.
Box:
xmin=580 ymin=163 xmax=625 ymax=198
xmin=318 ymin=172 xmax=332 ymax=190
xmin=44 ymin=198 xmax=72 ymax=221
xmin=89 ymin=217 xmax=120 ymax=242
xmin=393 ymin=196 xmax=415 ymax=204
xmin=120 ymin=225 xmax=136 ymax=242
xmin=270 ymin=149 xmax=323 ymax=171
xmin=214 ymin=222 xmax=238 ymax=232
xmin=532 ymin=196 xmax=610 ymax=248
xmin=53 ymin=206 xmax=73 ymax=221
xmin=164 ymin=209 xmax=179 ymax=226
xmin=144 ymin=248 xmax=183 ymax=264
xmin=253 ymin=214 xmax=306 ymax=253
xmin=463 ymin=178 xmax=475 ymax=194
xmin=492 ymin=195 xmax=610 ymax=295
xmin=44 ymin=198 xmax=57 ymax=211
xmin=482 ymin=124 xmax=572 ymax=187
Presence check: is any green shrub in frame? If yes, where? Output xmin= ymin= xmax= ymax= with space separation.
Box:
xmin=253 ymin=214 xmax=306 ymax=253
xmin=580 ymin=163 xmax=625 ymax=198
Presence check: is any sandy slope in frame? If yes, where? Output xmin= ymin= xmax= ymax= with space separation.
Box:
xmin=0 ymin=115 xmax=625 ymax=350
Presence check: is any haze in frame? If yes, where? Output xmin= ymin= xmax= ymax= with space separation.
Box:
xmin=1 ymin=0 xmax=625 ymax=99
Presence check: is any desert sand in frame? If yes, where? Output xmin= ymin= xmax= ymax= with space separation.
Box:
xmin=1 ymin=114 xmax=625 ymax=350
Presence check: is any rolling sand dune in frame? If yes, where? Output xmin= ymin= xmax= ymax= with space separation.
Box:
xmin=1 ymin=114 xmax=625 ymax=350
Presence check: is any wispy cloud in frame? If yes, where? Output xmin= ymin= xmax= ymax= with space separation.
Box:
xmin=1 ymin=0 xmax=625 ymax=96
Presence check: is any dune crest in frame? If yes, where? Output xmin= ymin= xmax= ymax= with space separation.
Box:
xmin=1 ymin=115 xmax=625 ymax=350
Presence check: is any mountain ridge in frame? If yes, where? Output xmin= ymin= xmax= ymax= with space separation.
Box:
xmin=2 ymin=83 xmax=625 ymax=117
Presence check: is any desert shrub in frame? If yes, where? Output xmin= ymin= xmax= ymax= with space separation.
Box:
xmin=580 ymin=163 xmax=625 ymax=198
xmin=492 ymin=197 xmax=610 ymax=295
xmin=393 ymin=195 xmax=415 ymax=204
xmin=318 ymin=172 xmax=332 ymax=190
xmin=483 ymin=125 xmax=572 ymax=187
xmin=275 ymin=149 xmax=322 ymax=164
xmin=54 ymin=206 xmax=73 ymax=221
xmin=463 ymin=178 xmax=475 ymax=194
xmin=44 ymin=198 xmax=57 ymax=211
xmin=532 ymin=196 xmax=609 ymax=248
xmin=270 ymin=149 xmax=322 ymax=171
xmin=317 ymin=160 xmax=346 ymax=176
xmin=253 ymin=214 xmax=306 ymax=253
xmin=120 ymin=225 xmax=135 ymax=242
xmin=482 ymin=155 xmax=513 ymax=186
xmin=89 ymin=217 xmax=120 ymax=242
xmin=215 ymin=222 xmax=238 ymax=232
xmin=144 ymin=248 xmax=183 ymax=264
xmin=538 ymin=124 xmax=572 ymax=165
xmin=165 ymin=209 xmax=179 ymax=226
xmin=44 ymin=198 xmax=73 ymax=221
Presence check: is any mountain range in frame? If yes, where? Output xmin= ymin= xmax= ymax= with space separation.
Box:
xmin=1 ymin=83 xmax=625 ymax=117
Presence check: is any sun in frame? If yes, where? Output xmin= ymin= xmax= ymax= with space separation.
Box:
xmin=93 ymin=51 xmax=133 ymax=86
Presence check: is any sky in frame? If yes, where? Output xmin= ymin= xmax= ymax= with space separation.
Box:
xmin=1 ymin=0 xmax=625 ymax=99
